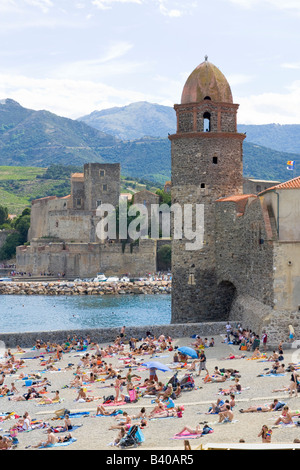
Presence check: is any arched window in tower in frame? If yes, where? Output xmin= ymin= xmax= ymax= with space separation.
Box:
xmin=203 ymin=112 xmax=211 ymax=132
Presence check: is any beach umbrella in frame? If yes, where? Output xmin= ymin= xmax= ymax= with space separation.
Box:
xmin=141 ymin=361 xmax=171 ymax=372
xmin=178 ymin=346 xmax=198 ymax=359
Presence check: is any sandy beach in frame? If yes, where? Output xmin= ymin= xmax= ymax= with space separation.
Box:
xmin=1 ymin=331 xmax=300 ymax=451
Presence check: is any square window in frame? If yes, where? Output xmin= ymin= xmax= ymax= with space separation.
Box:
xmin=213 ymin=156 xmax=218 ymax=164
xmin=99 ymin=169 xmax=105 ymax=177
xmin=103 ymin=184 xmax=107 ymax=191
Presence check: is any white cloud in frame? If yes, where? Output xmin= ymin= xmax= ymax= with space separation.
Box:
xmin=24 ymin=0 xmax=54 ymax=13
xmin=156 ymin=0 xmax=197 ymax=18
xmin=51 ymin=42 xmax=143 ymax=81
xmin=237 ymin=81 xmax=300 ymax=124
xmin=0 ymin=73 xmax=161 ymax=118
xmin=91 ymin=0 xmax=142 ymax=10
xmin=281 ymin=62 xmax=300 ymax=70
xmin=227 ymin=73 xmax=255 ymax=87
xmin=226 ymin=0 xmax=300 ymax=13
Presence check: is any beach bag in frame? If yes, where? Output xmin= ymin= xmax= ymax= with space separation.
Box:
xmin=54 ymin=408 xmax=70 ymax=418
xmin=129 ymin=389 xmax=137 ymax=402
xmin=241 ymin=345 xmax=247 ymax=351
xmin=103 ymin=395 xmax=115 ymax=404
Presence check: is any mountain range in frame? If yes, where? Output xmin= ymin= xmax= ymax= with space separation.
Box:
xmin=0 ymin=99 xmax=299 ymax=183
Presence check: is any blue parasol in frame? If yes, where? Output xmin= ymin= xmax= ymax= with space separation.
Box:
xmin=141 ymin=361 xmax=171 ymax=372
xmin=178 ymin=346 xmax=198 ymax=359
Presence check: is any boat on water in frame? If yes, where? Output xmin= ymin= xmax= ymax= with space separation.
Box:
xmin=93 ymin=273 xmax=107 ymax=282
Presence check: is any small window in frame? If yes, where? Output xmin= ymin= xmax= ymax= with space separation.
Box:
xmin=99 ymin=169 xmax=105 ymax=177
xmin=103 ymin=184 xmax=107 ymax=191
xmin=203 ymin=112 xmax=211 ymax=132
xmin=76 ymin=198 xmax=82 ymax=207
xmin=256 ymin=185 xmax=261 ymax=192
xmin=96 ymin=200 xmax=102 ymax=207
xmin=213 ymin=156 xmax=218 ymax=164
xmin=204 ymin=96 xmax=211 ymax=100
xmin=201 ymin=183 xmax=205 ymax=189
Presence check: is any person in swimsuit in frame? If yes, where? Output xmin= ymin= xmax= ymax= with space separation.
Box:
xmin=274 ymin=405 xmax=293 ymax=425
xmin=289 ymin=367 xmax=298 ymax=397
xmin=258 ymin=425 xmax=272 ymax=443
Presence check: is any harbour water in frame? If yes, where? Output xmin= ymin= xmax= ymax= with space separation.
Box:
xmin=0 ymin=293 xmax=171 ymax=333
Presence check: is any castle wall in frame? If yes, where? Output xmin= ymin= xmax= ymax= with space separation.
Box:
xmin=71 ymin=178 xmax=85 ymax=210
xmin=273 ymin=242 xmax=300 ymax=311
xmin=47 ymin=210 xmax=99 ymax=242
xmin=214 ymin=196 xmax=275 ymax=307
xmin=99 ymin=239 xmax=157 ymax=276
xmin=84 ymin=163 xmax=120 ymax=211
xmin=170 ymin=133 xmax=244 ymax=324
xmin=28 ymin=197 xmax=57 ymax=241
xmin=16 ymin=239 xmax=157 ymax=277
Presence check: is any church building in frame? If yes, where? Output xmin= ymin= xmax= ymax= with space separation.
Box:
xmin=169 ymin=57 xmax=300 ymax=343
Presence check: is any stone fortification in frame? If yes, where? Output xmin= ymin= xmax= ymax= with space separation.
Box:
xmin=0 ymin=321 xmax=225 ymax=348
xmin=16 ymin=162 xmax=163 ymax=277
xmin=168 ymin=57 xmax=300 ymax=345
xmin=16 ymin=238 xmax=157 ymax=278
xmin=0 ymin=279 xmax=171 ymax=296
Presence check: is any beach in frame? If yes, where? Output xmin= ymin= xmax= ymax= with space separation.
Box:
xmin=1 ymin=332 xmax=300 ymax=451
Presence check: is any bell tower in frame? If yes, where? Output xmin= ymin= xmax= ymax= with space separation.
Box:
xmin=169 ymin=57 xmax=246 ymax=323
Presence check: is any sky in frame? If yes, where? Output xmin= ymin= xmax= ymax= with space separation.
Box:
xmin=0 ymin=0 xmax=300 ymax=124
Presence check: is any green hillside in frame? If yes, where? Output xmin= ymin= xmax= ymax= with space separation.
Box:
xmin=78 ymin=101 xmax=175 ymax=140
xmin=0 ymin=99 xmax=299 ymax=189
xmin=0 ymin=99 xmax=117 ymax=167
xmin=0 ymin=165 xmax=163 ymax=215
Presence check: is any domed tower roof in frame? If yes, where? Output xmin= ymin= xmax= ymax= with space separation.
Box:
xmin=181 ymin=57 xmax=233 ymax=105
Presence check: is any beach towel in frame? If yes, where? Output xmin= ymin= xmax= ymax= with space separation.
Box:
xmin=257 ymin=373 xmax=286 ymax=377
xmin=36 ymin=398 xmax=63 ymax=406
xmin=171 ymin=428 xmax=213 ymax=439
xmin=51 ymin=425 xmax=82 ymax=433
xmin=103 ymin=401 xmax=126 ymax=407
xmin=93 ymin=411 xmax=123 ymax=417
xmin=150 ymin=415 xmax=177 ymax=421
xmin=39 ymin=437 xmax=77 ymax=448
xmin=67 ymin=412 xmax=90 ymax=418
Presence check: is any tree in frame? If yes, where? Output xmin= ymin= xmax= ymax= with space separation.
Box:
xmin=0 ymin=232 xmax=21 ymax=260
xmin=0 ymin=205 xmax=9 ymax=225
xmin=14 ymin=215 xmax=30 ymax=244
xmin=155 ymin=189 xmax=171 ymax=206
xmin=0 ymin=207 xmax=31 ymax=260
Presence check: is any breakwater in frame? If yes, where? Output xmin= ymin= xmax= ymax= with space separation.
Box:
xmin=0 ymin=280 xmax=171 ymax=296
xmin=0 ymin=322 xmax=226 ymax=348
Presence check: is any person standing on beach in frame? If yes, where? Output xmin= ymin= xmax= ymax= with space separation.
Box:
xmin=197 ymin=350 xmax=208 ymax=377
xmin=225 ymin=322 xmax=232 ymax=342
xmin=120 ymin=326 xmax=126 ymax=339
xmin=262 ymin=330 xmax=268 ymax=352
xmin=289 ymin=367 xmax=299 ymax=398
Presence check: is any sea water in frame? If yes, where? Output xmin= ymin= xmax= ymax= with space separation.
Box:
xmin=0 ymin=294 xmax=171 ymax=333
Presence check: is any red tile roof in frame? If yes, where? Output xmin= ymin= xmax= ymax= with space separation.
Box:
xmin=216 ymin=194 xmax=256 ymax=216
xmin=259 ymin=175 xmax=300 ymax=194
xmin=217 ymin=194 xmax=256 ymax=203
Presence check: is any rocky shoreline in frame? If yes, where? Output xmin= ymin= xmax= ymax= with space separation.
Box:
xmin=0 ymin=279 xmax=172 ymax=296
